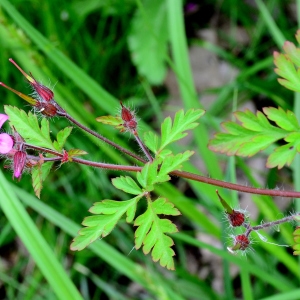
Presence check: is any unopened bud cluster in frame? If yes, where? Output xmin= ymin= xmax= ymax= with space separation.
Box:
xmin=0 ymin=59 xmax=64 ymax=117
xmin=0 ymin=59 xmax=68 ymax=179
xmin=216 ymin=190 xmax=251 ymax=253
xmin=120 ymin=102 xmax=137 ymax=133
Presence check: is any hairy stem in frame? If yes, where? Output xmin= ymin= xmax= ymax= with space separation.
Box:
xmin=246 ymin=213 xmax=300 ymax=235
xmin=24 ymin=143 xmax=300 ymax=198
xmin=133 ymin=131 xmax=153 ymax=162
xmin=58 ymin=111 xmax=146 ymax=163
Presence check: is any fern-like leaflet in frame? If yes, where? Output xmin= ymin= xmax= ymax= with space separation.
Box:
xmin=209 ymin=107 xmax=300 ymax=169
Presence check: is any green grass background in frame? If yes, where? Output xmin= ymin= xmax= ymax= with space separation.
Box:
xmin=0 ymin=0 xmax=299 ymax=299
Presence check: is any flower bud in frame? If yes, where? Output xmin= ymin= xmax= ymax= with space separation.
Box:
xmin=228 ymin=210 xmax=245 ymax=227
xmin=216 ymin=190 xmax=245 ymax=227
xmin=36 ymin=102 xmax=58 ymax=117
xmin=30 ymin=76 xmax=54 ymax=102
xmin=231 ymin=234 xmax=250 ymax=251
xmin=13 ymin=150 xmax=27 ymax=179
xmin=9 ymin=58 xmax=54 ymax=102
xmin=120 ymin=102 xmax=137 ymax=130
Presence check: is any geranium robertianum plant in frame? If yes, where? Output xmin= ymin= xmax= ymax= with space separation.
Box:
xmin=3 ymin=32 xmax=300 ymax=270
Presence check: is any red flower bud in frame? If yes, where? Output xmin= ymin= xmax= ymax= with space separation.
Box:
xmin=29 ymin=74 xmax=54 ymax=102
xmin=36 ymin=102 xmax=58 ymax=117
xmin=227 ymin=210 xmax=245 ymax=227
xmin=216 ymin=190 xmax=246 ymax=227
xmin=120 ymin=102 xmax=137 ymax=130
xmin=232 ymin=234 xmax=250 ymax=251
xmin=9 ymin=58 xmax=54 ymax=102
xmin=13 ymin=150 xmax=27 ymax=180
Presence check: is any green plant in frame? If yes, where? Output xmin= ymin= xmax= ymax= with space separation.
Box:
xmin=2 ymin=31 xmax=300 ymax=272
xmin=2 ymin=1 xmax=300 ymax=299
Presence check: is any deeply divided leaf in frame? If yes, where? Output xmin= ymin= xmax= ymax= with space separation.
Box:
xmin=208 ymin=108 xmax=300 ymax=168
xmin=144 ymin=131 xmax=159 ymax=154
xmin=112 ymin=176 xmax=143 ymax=195
xmin=134 ymin=197 xmax=180 ymax=270
xmin=274 ymin=40 xmax=300 ymax=93
xmin=159 ymin=109 xmax=204 ymax=152
xmin=71 ymin=197 xmax=141 ymax=251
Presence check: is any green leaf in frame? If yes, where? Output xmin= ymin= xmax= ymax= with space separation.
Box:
xmin=151 ymin=197 xmax=181 ymax=216
xmin=144 ymin=131 xmax=159 ymax=154
xmin=274 ymin=46 xmax=300 ymax=93
xmin=293 ymin=227 xmax=300 ymax=255
xmin=209 ymin=109 xmax=287 ymax=157
xmin=127 ymin=0 xmax=168 ymax=85
xmin=134 ymin=197 xmax=179 ymax=270
xmin=267 ymin=143 xmax=299 ymax=169
xmin=210 ymin=107 xmax=300 ymax=168
xmin=71 ymin=197 xmax=140 ymax=251
xmin=158 ymin=151 xmax=194 ymax=177
xmin=31 ymin=162 xmax=53 ymax=199
xmin=67 ymin=149 xmax=88 ymax=160
xmin=263 ymin=107 xmax=300 ymax=131
xmin=95 ymin=115 xmax=125 ymax=132
xmin=159 ymin=109 xmax=204 ymax=151
xmin=112 ymin=176 xmax=143 ymax=195
xmin=136 ymin=160 xmax=159 ymax=191
xmin=4 ymin=106 xmax=56 ymax=150
xmin=53 ymin=127 xmax=73 ymax=151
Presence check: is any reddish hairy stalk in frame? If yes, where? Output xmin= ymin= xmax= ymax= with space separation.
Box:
xmin=244 ymin=213 xmax=300 ymax=236
xmin=24 ymin=143 xmax=300 ymax=198
xmin=59 ymin=112 xmax=146 ymax=163
xmin=133 ymin=133 xmax=153 ymax=162
xmin=172 ymin=170 xmax=300 ymax=198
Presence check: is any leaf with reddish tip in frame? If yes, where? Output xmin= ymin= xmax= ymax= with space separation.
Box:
xmin=31 ymin=162 xmax=53 ymax=198
xmin=67 ymin=149 xmax=88 ymax=161
xmin=209 ymin=107 xmax=300 ymax=168
xmin=95 ymin=115 xmax=124 ymax=131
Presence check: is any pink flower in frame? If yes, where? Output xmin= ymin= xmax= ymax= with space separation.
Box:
xmin=0 ymin=114 xmax=13 ymax=154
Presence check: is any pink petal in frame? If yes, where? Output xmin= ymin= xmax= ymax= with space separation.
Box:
xmin=0 ymin=133 xmax=14 ymax=154
xmin=0 ymin=114 xmax=8 ymax=128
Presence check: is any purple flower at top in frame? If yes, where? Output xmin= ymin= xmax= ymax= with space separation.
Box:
xmin=0 ymin=114 xmax=13 ymax=154
xmin=185 ymin=3 xmax=199 ymax=13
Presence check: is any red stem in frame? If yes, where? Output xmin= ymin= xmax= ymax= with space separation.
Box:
xmin=60 ymin=112 xmax=146 ymax=163
xmin=24 ymin=143 xmax=300 ymax=198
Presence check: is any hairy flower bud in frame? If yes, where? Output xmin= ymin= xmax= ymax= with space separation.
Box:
xmin=13 ymin=150 xmax=27 ymax=179
xmin=9 ymin=58 xmax=54 ymax=102
xmin=36 ymin=102 xmax=58 ymax=117
xmin=120 ymin=102 xmax=137 ymax=130
xmin=216 ymin=190 xmax=246 ymax=227
xmin=227 ymin=210 xmax=245 ymax=227
xmin=230 ymin=234 xmax=250 ymax=252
